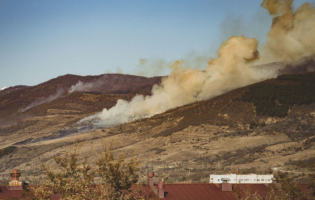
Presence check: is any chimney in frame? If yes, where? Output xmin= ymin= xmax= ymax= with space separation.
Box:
xmin=219 ymin=183 xmax=232 ymax=191
xmin=148 ymin=172 xmax=154 ymax=186
xmin=9 ymin=169 xmax=23 ymax=190
xmin=158 ymin=180 xmax=165 ymax=199
xmin=10 ymin=169 xmax=20 ymax=181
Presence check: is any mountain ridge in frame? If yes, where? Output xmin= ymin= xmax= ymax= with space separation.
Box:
xmin=1 ymin=61 xmax=315 ymax=184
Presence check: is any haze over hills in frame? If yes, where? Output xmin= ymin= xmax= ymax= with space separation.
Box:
xmin=1 ymin=0 xmax=315 ymax=185
xmin=0 ymin=74 xmax=161 ymax=125
xmin=1 ymin=56 xmax=315 ymax=184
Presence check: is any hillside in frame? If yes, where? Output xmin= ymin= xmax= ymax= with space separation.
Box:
xmin=0 ymin=74 xmax=161 ymax=125
xmin=1 ymin=67 xmax=315 ymax=184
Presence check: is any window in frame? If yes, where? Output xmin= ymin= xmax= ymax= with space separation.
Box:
xmin=218 ymin=179 xmax=220 ymax=181
xmin=211 ymin=178 xmax=213 ymax=180
xmin=257 ymin=179 xmax=260 ymax=181
xmin=261 ymin=179 xmax=264 ymax=181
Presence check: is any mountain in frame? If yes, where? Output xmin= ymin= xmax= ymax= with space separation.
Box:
xmin=0 ymin=87 xmax=8 ymax=91
xmin=1 ymin=63 xmax=315 ymax=184
xmin=0 ymin=74 xmax=161 ymax=125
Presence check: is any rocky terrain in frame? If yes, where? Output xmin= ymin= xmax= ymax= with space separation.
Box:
xmin=1 ymin=61 xmax=315 ymax=184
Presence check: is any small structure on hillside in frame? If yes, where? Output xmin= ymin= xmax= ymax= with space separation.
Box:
xmin=210 ymin=174 xmax=274 ymax=184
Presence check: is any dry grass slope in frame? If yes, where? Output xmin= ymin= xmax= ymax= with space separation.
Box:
xmin=0 ymin=72 xmax=315 ymax=184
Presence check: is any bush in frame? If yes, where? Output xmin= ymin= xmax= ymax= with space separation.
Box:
xmin=23 ymin=143 xmax=156 ymax=200
xmin=0 ymin=146 xmax=17 ymax=159
xmin=266 ymin=172 xmax=304 ymax=200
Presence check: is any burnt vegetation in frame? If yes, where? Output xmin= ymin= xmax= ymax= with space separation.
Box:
xmin=241 ymin=72 xmax=315 ymax=117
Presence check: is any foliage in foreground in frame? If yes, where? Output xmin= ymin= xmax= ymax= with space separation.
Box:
xmin=234 ymin=172 xmax=315 ymax=200
xmin=23 ymin=144 xmax=156 ymax=200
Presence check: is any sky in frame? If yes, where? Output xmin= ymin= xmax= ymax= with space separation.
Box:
xmin=0 ymin=0 xmax=314 ymax=89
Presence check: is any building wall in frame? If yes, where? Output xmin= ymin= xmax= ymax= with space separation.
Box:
xmin=209 ymin=174 xmax=273 ymax=184
xmin=9 ymin=180 xmax=23 ymax=187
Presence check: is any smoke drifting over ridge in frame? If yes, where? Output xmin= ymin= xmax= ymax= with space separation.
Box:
xmin=18 ymin=81 xmax=92 ymax=113
xmin=68 ymin=81 xmax=94 ymax=93
xmin=80 ymin=36 xmax=270 ymax=127
xmin=19 ymin=89 xmax=64 ymax=112
xmin=79 ymin=0 xmax=315 ymax=128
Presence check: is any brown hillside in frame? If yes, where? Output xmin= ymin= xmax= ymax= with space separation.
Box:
xmin=0 ymin=74 xmax=162 ymax=127
xmin=1 ymin=65 xmax=315 ymax=184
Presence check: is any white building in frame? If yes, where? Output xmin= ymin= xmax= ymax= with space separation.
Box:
xmin=209 ymin=174 xmax=274 ymax=184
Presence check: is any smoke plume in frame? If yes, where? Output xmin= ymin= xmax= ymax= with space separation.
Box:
xmin=135 ymin=58 xmax=168 ymax=77
xmin=19 ymin=89 xmax=64 ymax=112
xmin=80 ymin=36 xmax=271 ymax=127
xmin=79 ymin=0 xmax=315 ymax=128
xmin=260 ymin=0 xmax=315 ymax=63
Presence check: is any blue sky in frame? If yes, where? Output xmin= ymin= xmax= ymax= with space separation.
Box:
xmin=0 ymin=0 xmax=313 ymax=88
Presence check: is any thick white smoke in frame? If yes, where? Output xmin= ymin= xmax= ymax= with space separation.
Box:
xmin=260 ymin=0 xmax=315 ymax=63
xmin=79 ymin=0 xmax=315 ymax=128
xmin=79 ymin=36 xmax=274 ymax=127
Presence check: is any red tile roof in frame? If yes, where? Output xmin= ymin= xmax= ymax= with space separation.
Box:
xmin=131 ymin=184 xmax=157 ymax=199
xmin=298 ymin=183 xmax=313 ymax=197
xmin=162 ymin=184 xmax=236 ymax=200
xmin=0 ymin=186 xmax=24 ymax=200
xmin=1 ymin=183 xmax=313 ymax=199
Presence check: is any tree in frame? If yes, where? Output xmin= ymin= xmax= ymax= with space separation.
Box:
xmin=23 ymin=143 xmax=156 ymax=200
xmin=266 ymin=172 xmax=304 ymax=200
xmin=234 ymin=186 xmax=263 ymax=200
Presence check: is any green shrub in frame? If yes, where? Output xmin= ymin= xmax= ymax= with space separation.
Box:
xmin=0 ymin=146 xmax=17 ymax=159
